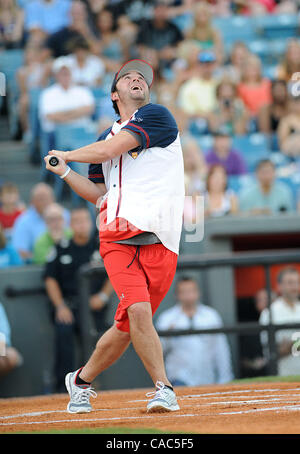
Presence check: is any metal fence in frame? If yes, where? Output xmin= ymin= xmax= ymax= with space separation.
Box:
xmin=79 ymin=248 xmax=300 ymax=377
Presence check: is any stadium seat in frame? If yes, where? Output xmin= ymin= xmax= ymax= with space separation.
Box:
xmin=28 ymin=88 xmax=42 ymax=139
xmin=262 ymin=64 xmax=278 ymax=80
xmin=249 ymin=39 xmax=288 ymax=66
xmin=228 ymin=174 xmax=255 ymax=194
xmin=212 ymin=16 xmax=256 ymax=46
xmin=0 ymin=49 xmax=24 ymax=80
xmin=194 ymin=134 xmax=213 ymax=152
xmin=232 ymin=133 xmax=271 ymax=172
xmin=171 ymin=12 xmax=193 ymax=32
xmin=255 ymin=14 xmax=299 ymax=39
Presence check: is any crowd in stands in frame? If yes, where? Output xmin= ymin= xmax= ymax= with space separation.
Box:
xmin=0 ymin=0 xmax=300 ymax=264
xmin=1 ymin=0 xmax=300 ymax=385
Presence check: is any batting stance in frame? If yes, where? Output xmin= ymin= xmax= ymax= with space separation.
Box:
xmin=45 ymin=59 xmax=185 ymax=413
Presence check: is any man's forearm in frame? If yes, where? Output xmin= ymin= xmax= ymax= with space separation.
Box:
xmin=60 ymin=130 xmax=140 ymax=164
xmin=64 ymin=169 xmax=106 ymax=205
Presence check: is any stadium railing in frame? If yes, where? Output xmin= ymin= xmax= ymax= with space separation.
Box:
xmin=78 ymin=248 xmax=300 ymax=378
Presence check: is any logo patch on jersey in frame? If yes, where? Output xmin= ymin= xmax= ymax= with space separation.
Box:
xmin=128 ymin=147 xmax=142 ymax=159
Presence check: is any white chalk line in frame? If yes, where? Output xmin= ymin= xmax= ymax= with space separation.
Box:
xmin=0 ymin=413 xmax=197 ymax=427
xmin=128 ymin=387 xmax=300 ymax=403
xmin=218 ymin=404 xmax=300 ymax=415
xmin=0 ymin=406 xmax=143 ymax=420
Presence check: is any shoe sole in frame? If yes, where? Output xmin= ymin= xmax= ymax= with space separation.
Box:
xmin=147 ymin=403 xmax=180 ymax=413
xmin=65 ymin=372 xmax=92 ymax=414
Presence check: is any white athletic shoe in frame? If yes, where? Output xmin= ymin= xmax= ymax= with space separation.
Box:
xmin=146 ymin=381 xmax=180 ymax=413
xmin=65 ymin=369 xmax=97 ymax=414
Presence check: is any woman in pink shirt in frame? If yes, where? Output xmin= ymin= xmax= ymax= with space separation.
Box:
xmin=237 ymin=54 xmax=272 ymax=118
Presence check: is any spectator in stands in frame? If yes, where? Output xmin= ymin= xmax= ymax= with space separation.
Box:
xmin=17 ymin=43 xmax=52 ymax=143
xmin=259 ymin=267 xmax=300 ymax=376
xmin=231 ymin=0 xmax=276 ymax=15
xmin=275 ymin=0 xmax=300 ymax=14
xmin=24 ymin=0 xmax=71 ymax=37
xmin=182 ymin=136 xmax=207 ymax=224
xmin=257 ymin=79 xmax=289 ymax=138
xmin=204 ymin=164 xmax=239 ymax=218
xmin=38 ymin=56 xmax=95 ymax=193
xmin=0 ymin=302 xmax=23 ymax=378
xmin=0 ymin=182 xmax=24 ymax=242
xmin=115 ymin=14 xmax=138 ymax=61
xmin=239 ymin=159 xmax=294 ymax=214
xmin=205 ymin=130 xmax=247 ymax=176
xmin=44 ymin=0 xmax=97 ymax=59
xmin=44 ymin=207 xmax=113 ymax=392
xmin=185 ymin=1 xmax=224 ymax=64
xmin=171 ymin=39 xmax=203 ymax=95
xmin=11 ymin=182 xmax=69 ymax=261
xmin=65 ymin=36 xmax=105 ymax=87
xmin=155 ymin=276 xmax=234 ymax=386
xmin=237 ymin=54 xmax=272 ymax=120
xmin=33 ymin=202 xmax=72 ymax=265
xmin=183 ymin=136 xmax=207 ymax=196
xmin=0 ymin=0 xmax=24 ymax=49
xmin=0 ymin=224 xmax=23 ymax=267
xmin=135 ymin=1 xmax=184 ymax=69
xmin=215 ymin=41 xmax=250 ymax=84
xmin=208 ymin=78 xmax=249 ymax=136
xmin=91 ymin=8 xmax=126 ymax=71
xmin=176 ymin=50 xmax=218 ymax=126
xmin=277 ymin=94 xmax=300 ymax=158
xmin=275 ymin=39 xmax=300 ymax=84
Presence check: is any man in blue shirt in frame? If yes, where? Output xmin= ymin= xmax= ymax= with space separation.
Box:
xmin=239 ymin=159 xmax=294 ymax=214
xmin=11 ymin=183 xmax=69 ymax=262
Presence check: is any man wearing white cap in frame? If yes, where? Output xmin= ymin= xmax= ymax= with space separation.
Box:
xmin=39 ymin=56 xmax=95 ymax=136
xmin=39 ymin=56 xmax=95 ymax=196
xmin=44 ymin=59 xmax=185 ymax=414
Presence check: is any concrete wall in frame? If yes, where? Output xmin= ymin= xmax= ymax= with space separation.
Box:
xmin=1 ymin=213 xmax=300 ymax=397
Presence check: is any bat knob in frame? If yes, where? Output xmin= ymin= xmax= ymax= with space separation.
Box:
xmin=49 ymin=156 xmax=59 ymax=167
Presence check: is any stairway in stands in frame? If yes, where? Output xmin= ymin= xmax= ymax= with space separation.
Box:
xmin=0 ymin=113 xmax=40 ymax=204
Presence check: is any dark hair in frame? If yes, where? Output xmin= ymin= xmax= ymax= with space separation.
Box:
xmin=67 ymin=36 xmax=90 ymax=54
xmin=277 ymin=267 xmax=299 ymax=284
xmin=216 ymin=79 xmax=237 ymax=99
xmin=111 ymin=73 xmax=120 ymax=116
xmin=175 ymin=275 xmax=198 ymax=290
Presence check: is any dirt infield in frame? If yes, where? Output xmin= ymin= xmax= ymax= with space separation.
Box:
xmin=1 ymin=381 xmax=300 ymax=434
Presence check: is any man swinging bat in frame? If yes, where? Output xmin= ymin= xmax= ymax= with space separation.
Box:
xmin=45 ymin=59 xmax=185 ymax=414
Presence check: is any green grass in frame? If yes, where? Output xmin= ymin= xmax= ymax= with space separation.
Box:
xmin=231 ymin=374 xmax=300 ymax=384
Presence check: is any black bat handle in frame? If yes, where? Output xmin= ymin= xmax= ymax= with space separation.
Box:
xmin=49 ymin=156 xmax=59 ymax=167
